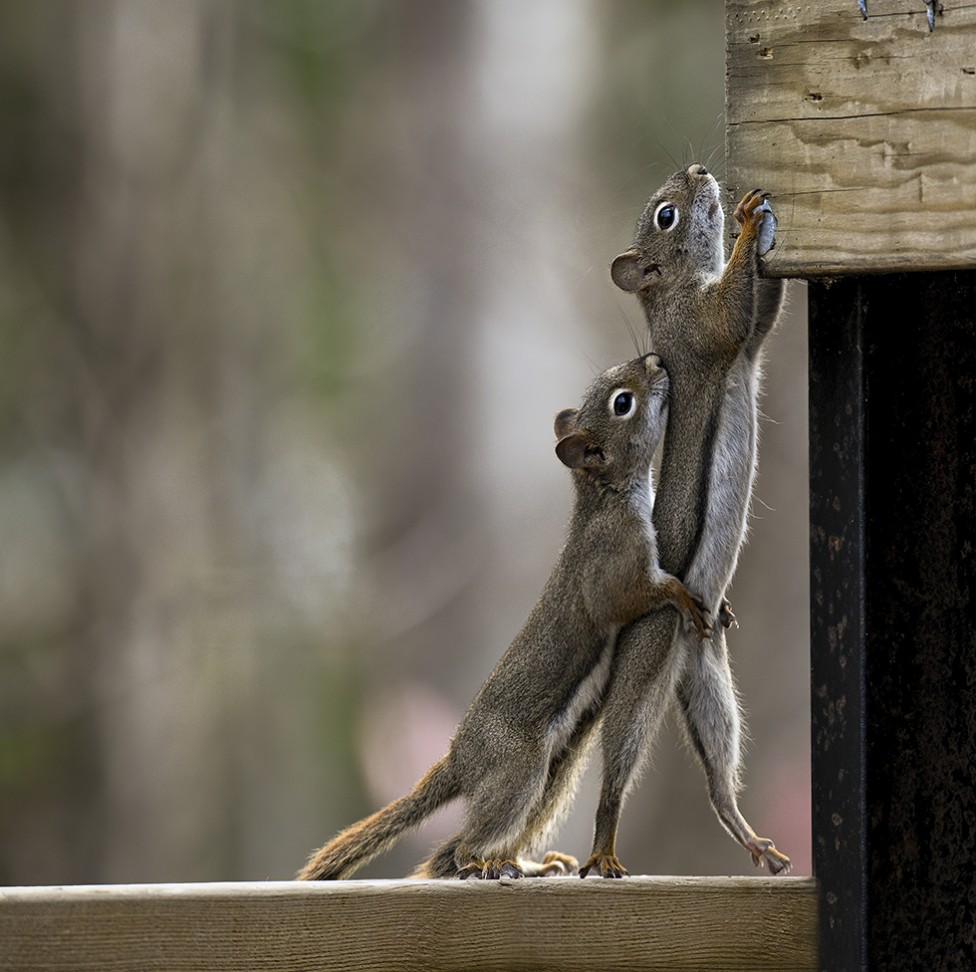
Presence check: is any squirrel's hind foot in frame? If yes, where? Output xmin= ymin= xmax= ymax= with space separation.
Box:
xmin=519 ymin=850 xmax=579 ymax=877
xmin=457 ymin=858 xmax=524 ymax=880
xmin=746 ymin=838 xmax=792 ymax=875
xmin=579 ymin=853 xmax=628 ymax=879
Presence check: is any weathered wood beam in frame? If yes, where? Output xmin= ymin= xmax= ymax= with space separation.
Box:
xmin=726 ymin=0 xmax=976 ymax=277
xmin=0 ymin=877 xmax=817 ymax=972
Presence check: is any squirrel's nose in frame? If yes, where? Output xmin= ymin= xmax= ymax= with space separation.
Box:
xmin=688 ymin=163 xmax=708 ymax=177
xmin=644 ymin=352 xmax=665 ymax=373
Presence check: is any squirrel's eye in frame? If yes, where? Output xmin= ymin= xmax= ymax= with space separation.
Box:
xmin=611 ymin=390 xmax=636 ymax=417
xmin=654 ymin=202 xmax=678 ymax=231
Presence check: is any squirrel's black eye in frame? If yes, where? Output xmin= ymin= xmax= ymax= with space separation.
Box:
xmin=611 ymin=391 xmax=636 ymax=417
xmin=655 ymin=203 xmax=677 ymax=231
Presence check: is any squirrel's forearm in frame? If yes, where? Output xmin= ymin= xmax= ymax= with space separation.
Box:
xmin=711 ymin=237 xmax=761 ymax=350
xmin=708 ymin=189 xmax=774 ymax=352
xmin=750 ymin=276 xmax=787 ymax=350
xmin=628 ymin=573 xmax=709 ymax=639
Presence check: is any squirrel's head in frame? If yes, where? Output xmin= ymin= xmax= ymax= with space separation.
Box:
xmin=554 ymin=353 xmax=669 ymax=490
xmin=610 ymin=163 xmax=724 ymax=297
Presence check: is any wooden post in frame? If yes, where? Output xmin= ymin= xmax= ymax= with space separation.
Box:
xmin=727 ymin=3 xmax=976 ymax=969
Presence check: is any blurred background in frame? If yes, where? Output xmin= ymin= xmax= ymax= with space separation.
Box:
xmin=0 ymin=0 xmax=810 ymax=885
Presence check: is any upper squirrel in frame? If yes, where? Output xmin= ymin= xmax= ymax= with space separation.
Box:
xmin=580 ymin=165 xmax=791 ymax=878
xmin=609 ymin=166 xmax=782 ymax=599
xmin=299 ymin=353 xmax=708 ymax=881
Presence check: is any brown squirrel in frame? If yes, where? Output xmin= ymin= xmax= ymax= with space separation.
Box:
xmin=298 ymin=354 xmax=709 ymax=881
xmin=579 ymin=166 xmax=791 ymax=878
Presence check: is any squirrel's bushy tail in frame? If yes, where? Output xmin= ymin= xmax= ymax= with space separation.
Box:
xmin=298 ymin=755 xmax=458 ymax=880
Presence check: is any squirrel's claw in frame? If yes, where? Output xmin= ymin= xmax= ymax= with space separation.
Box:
xmin=458 ymin=858 xmax=524 ymax=880
xmin=857 ymin=0 xmax=938 ymax=30
xmin=719 ymin=598 xmax=738 ymax=629
xmin=537 ymin=851 xmax=579 ymax=876
xmin=735 ymin=189 xmax=777 ymax=257
xmin=754 ymin=200 xmax=777 ymax=258
xmin=579 ymin=853 xmax=629 ymax=879
xmin=746 ymin=838 xmax=792 ymax=875
xmin=685 ymin=598 xmax=712 ymax=640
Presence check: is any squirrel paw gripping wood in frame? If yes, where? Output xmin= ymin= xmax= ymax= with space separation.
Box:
xmin=578 ymin=852 xmax=628 ymax=880
xmin=734 ymin=189 xmax=777 ymax=257
xmin=746 ymin=837 xmax=792 ymax=875
xmin=457 ymin=859 xmax=524 ymax=880
xmin=298 ymin=353 xmax=706 ymax=881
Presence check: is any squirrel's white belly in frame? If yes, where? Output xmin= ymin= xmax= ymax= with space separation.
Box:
xmin=545 ymin=635 xmax=616 ymax=757
xmin=685 ymin=364 xmax=759 ymax=610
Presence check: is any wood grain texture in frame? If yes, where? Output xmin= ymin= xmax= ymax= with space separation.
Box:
xmin=0 ymin=877 xmax=817 ymax=972
xmin=726 ymin=0 xmax=976 ymax=277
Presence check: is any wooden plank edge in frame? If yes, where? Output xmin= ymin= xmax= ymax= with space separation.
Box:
xmin=1 ymin=876 xmax=818 ymax=972
xmin=755 ymin=252 xmax=976 ymax=280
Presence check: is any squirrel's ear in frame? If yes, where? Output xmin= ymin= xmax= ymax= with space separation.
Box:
xmin=556 ymin=432 xmax=606 ymax=470
xmin=554 ymin=407 xmax=578 ymax=439
xmin=611 ymin=249 xmax=660 ymax=293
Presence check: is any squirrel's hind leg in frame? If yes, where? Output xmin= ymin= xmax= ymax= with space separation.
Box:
xmin=515 ymin=711 xmax=600 ymax=877
xmin=417 ymin=758 xmax=548 ymax=879
xmin=675 ymin=628 xmax=791 ymax=874
xmin=411 ymin=836 xmax=461 ymax=879
xmin=582 ymin=611 xmax=681 ymax=878
xmin=412 ymin=837 xmax=526 ymax=880
xmin=412 ymin=842 xmax=527 ymax=880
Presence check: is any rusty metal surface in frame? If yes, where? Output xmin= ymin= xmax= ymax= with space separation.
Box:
xmin=809 ymin=277 xmax=868 ymax=971
xmin=809 ymin=272 xmax=976 ymax=971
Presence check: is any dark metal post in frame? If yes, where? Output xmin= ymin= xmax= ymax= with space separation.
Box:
xmin=809 ymin=272 xmax=976 ymax=971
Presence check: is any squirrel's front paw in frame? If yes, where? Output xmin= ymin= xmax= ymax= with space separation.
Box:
xmin=755 ymin=201 xmax=776 ymax=257
xmin=682 ymin=605 xmax=713 ymax=640
xmin=734 ymin=189 xmax=776 ymax=256
xmin=672 ymin=581 xmax=711 ymax=639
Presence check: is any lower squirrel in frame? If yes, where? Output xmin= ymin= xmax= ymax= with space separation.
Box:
xmin=578 ymin=166 xmax=791 ymax=878
xmin=298 ymin=353 xmax=708 ymax=881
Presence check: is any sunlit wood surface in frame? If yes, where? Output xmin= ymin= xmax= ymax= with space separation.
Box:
xmin=727 ymin=0 xmax=976 ymax=277
xmin=1 ymin=876 xmax=817 ymax=971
